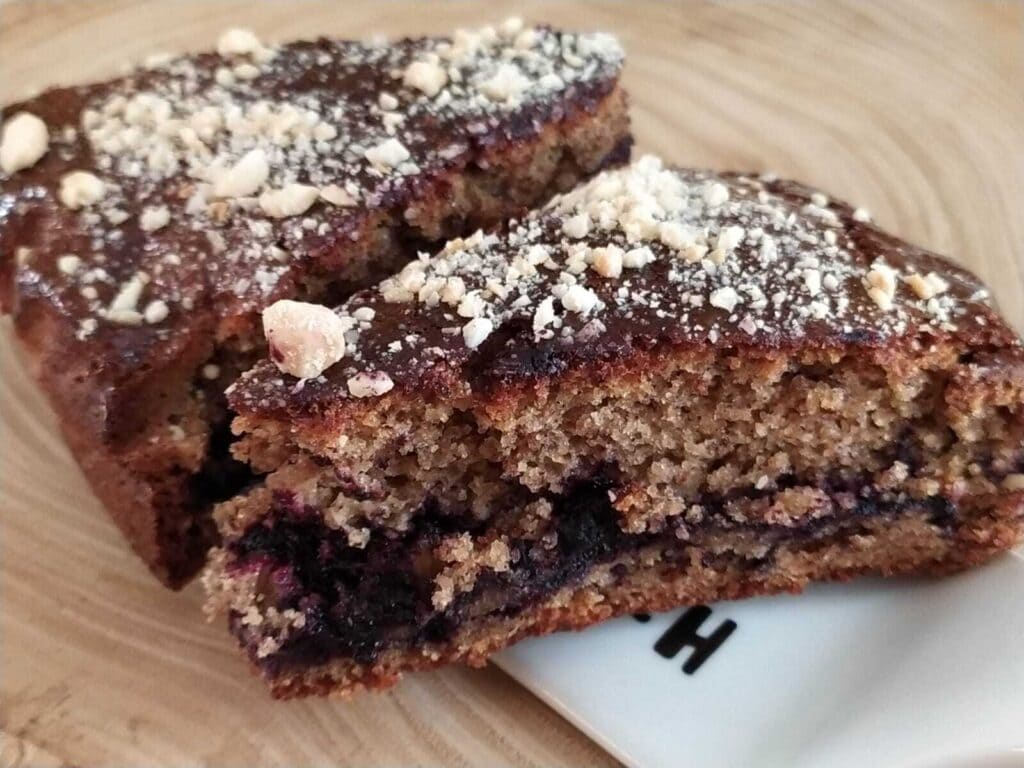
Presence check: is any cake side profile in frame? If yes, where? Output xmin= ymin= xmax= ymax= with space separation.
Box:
xmin=0 ymin=21 xmax=630 ymax=585
xmin=207 ymin=156 xmax=1024 ymax=696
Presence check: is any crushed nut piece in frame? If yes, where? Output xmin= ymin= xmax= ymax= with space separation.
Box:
xmin=59 ymin=171 xmax=106 ymax=209
xmin=319 ymin=184 xmax=355 ymax=207
xmin=591 ymin=245 xmax=623 ymax=278
xmin=365 ymin=138 xmax=410 ymax=169
xmin=139 ymin=205 xmax=170 ymax=232
xmin=403 ymin=58 xmax=448 ymax=97
xmin=0 ymin=112 xmax=49 ymax=174
xmin=263 ymin=299 xmax=349 ymax=378
xmin=259 ymin=183 xmax=319 ymax=218
xmin=217 ymin=28 xmax=263 ymax=57
xmin=213 ymin=148 xmax=269 ymax=198
xmin=143 ymin=299 xmax=169 ymax=324
xmin=561 ymin=284 xmax=599 ymax=314
xmin=347 ymin=370 xmax=395 ymax=397
xmin=462 ymin=316 xmax=493 ymax=348
xmin=709 ymin=286 xmax=739 ymax=312
xmin=57 ymin=254 xmax=81 ymax=275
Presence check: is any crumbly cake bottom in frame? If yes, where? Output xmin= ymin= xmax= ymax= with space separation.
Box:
xmin=206 ymin=472 xmax=1023 ymax=698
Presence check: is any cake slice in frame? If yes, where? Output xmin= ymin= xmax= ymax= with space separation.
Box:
xmin=206 ymin=156 xmax=1024 ymax=697
xmin=0 ymin=21 xmax=629 ymax=585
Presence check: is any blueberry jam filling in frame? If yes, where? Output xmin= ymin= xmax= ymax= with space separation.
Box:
xmin=230 ymin=475 xmax=968 ymax=673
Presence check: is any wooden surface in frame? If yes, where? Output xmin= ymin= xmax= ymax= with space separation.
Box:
xmin=1 ymin=2 xmax=1021 ymax=766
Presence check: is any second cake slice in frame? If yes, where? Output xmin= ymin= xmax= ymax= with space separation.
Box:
xmin=207 ymin=156 xmax=1024 ymax=696
xmin=0 ymin=20 xmax=628 ymax=585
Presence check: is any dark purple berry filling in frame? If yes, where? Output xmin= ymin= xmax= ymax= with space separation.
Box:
xmin=229 ymin=472 xmax=964 ymax=675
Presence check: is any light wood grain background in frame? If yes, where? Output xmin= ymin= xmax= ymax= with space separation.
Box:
xmin=1 ymin=2 xmax=1021 ymax=766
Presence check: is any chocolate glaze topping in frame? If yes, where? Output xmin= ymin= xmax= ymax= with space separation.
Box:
xmin=230 ymin=157 xmax=1019 ymax=419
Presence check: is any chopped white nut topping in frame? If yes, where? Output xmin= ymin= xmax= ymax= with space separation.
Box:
xmin=478 ymin=63 xmax=531 ymax=102
xmin=139 ymin=205 xmax=170 ymax=232
xmin=532 ymin=296 xmax=556 ymax=331
xmin=77 ymin=318 xmax=98 ymax=338
xmin=803 ymin=269 xmax=822 ymax=296
xmin=658 ymin=220 xmax=693 ymax=250
xmin=58 ymin=171 xmax=106 ymax=209
xmin=109 ymin=273 xmax=147 ymax=312
xmin=867 ymin=286 xmax=894 ymax=311
xmin=865 ymin=261 xmax=897 ymax=298
xmin=319 ymin=184 xmax=355 ymax=207
xmin=365 ymin=138 xmax=410 ymax=169
xmin=462 ymin=316 xmax=493 ymax=348
xmin=217 ymin=28 xmax=263 ymax=57
xmin=562 ymin=212 xmax=591 ymax=239
xmin=2 ymin=22 xmax=631 ymax=369
xmin=622 ymin=245 xmax=655 ymax=269
xmin=202 ymin=363 xmax=221 ymax=380
xmin=263 ymin=299 xmax=349 ymax=378
xmin=852 ymin=207 xmax=871 ymax=223
xmin=457 ymin=291 xmax=487 ymax=318
xmin=347 ymin=371 xmax=395 ymax=397
xmin=143 ymin=299 xmax=169 ymax=324
xmin=682 ymin=243 xmax=709 ymax=263
xmin=57 ymin=254 xmax=81 ymax=275
xmin=227 ymin=154 xmax=983 ymax=423
xmin=403 ymin=58 xmax=448 ymax=97
xmin=715 ymin=225 xmax=745 ymax=253
xmin=709 ymin=286 xmax=739 ymax=312
xmin=213 ymin=148 xmax=269 ymax=198
xmin=233 ymin=63 xmax=260 ymax=81
xmin=905 ymin=271 xmax=949 ymax=300
xmin=561 ymin=284 xmax=599 ymax=314
xmin=591 ymin=245 xmax=623 ymax=278
xmin=738 ymin=314 xmax=758 ymax=334
xmin=0 ymin=112 xmax=49 ymax=174
xmin=103 ymin=272 xmax=148 ymax=324
xmin=703 ymin=182 xmax=729 ymax=207
xmin=259 ymin=183 xmax=320 ymax=218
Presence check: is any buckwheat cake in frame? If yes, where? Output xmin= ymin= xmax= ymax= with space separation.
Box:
xmin=0 ymin=21 xmax=630 ymax=585
xmin=205 ymin=155 xmax=1024 ymax=697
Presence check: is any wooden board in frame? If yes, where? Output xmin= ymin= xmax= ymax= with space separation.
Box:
xmin=1 ymin=2 xmax=1021 ymax=765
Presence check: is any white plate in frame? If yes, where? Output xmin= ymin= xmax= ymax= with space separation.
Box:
xmin=496 ymin=551 xmax=1024 ymax=768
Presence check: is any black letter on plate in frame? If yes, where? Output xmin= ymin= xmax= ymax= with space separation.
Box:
xmin=653 ymin=605 xmax=736 ymax=674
